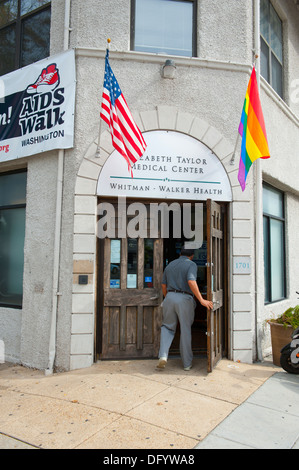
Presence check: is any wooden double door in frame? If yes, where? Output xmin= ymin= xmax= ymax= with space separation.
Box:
xmin=206 ymin=200 xmax=226 ymax=372
xmin=97 ymin=236 xmax=163 ymax=359
xmin=96 ymin=199 xmax=227 ymax=372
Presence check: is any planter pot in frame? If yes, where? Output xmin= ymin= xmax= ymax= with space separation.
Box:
xmin=269 ymin=322 xmax=293 ymax=366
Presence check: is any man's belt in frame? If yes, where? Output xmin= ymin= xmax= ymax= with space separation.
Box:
xmin=168 ymin=289 xmax=193 ymax=297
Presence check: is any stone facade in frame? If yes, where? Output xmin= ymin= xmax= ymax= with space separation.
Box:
xmin=1 ymin=0 xmax=298 ymax=371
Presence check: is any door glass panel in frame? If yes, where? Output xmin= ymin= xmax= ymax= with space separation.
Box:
xmin=144 ymin=239 xmax=154 ymax=288
xmin=110 ymin=239 xmax=121 ymax=289
xmin=193 ymin=204 xmax=207 ymax=294
xmin=127 ymin=238 xmax=138 ymax=288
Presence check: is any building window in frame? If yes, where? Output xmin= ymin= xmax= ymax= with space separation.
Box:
xmin=263 ymin=183 xmax=286 ymax=303
xmin=131 ymin=0 xmax=197 ymax=57
xmin=0 ymin=170 xmax=27 ymax=308
xmin=260 ymin=0 xmax=283 ymax=98
xmin=0 ymin=0 xmax=51 ymax=76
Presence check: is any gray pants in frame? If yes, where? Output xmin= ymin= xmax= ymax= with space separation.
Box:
xmin=159 ymin=292 xmax=196 ymax=368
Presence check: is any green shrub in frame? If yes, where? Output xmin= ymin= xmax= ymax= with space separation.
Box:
xmin=268 ymin=305 xmax=299 ymax=329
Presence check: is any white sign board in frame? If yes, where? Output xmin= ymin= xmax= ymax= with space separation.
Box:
xmin=0 ymin=49 xmax=76 ymax=162
xmin=233 ymin=257 xmax=252 ymax=275
xmin=97 ymin=131 xmax=232 ymax=201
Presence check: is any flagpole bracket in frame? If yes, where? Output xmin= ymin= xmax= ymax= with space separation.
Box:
xmin=252 ymin=49 xmax=259 ymax=67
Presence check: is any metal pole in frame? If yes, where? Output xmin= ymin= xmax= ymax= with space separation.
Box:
xmin=95 ymin=38 xmax=111 ymax=158
xmin=254 ymin=0 xmax=264 ymax=362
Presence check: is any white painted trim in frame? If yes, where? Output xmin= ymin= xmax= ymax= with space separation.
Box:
xmin=75 ymin=47 xmax=251 ymax=74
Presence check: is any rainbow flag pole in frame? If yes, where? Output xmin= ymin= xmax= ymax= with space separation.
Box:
xmin=237 ymin=65 xmax=270 ymax=191
xmin=254 ymin=0 xmax=268 ymax=362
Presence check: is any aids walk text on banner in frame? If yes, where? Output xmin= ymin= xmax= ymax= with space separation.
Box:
xmin=0 ymin=49 xmax=76 ymax=163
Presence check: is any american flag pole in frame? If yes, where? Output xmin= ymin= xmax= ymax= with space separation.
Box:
xmin=94 ymin=111 xmax=103 ymax=158
xmin=99 ymin=41 xmax=147 ymax=177
xmin=95 ymin=39 xmax=111 ymax=158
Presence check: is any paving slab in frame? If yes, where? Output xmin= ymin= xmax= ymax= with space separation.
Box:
xmin=193 ymin=434 xmax=255 ymax=449
xmin=208 ymin=401 xmax=298 ymax=449
xmin=0 ymin=433 xmax=38 ymax=449
xmin=76 ymin=415 xmax=196 ymax=449
xmin=0 ymin=358 xmax=279 ymax=449
xmin=175 ymin=361 xmax=274 ymax=405
xmin=1 ymin=394 xmax=120 ymax=449
xmin=195 ymin=371 xmax=299 ymax=449
xmin=127 ymin=385 xmax=236 ymax=440
xmin=246 ymin=372 xmax=299 ymax=416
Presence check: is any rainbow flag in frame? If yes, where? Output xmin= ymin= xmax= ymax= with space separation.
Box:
xmin=238 ymin=67 xmax=270 ymax=191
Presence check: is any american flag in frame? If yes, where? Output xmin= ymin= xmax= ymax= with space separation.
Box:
xmin=100 ymin=49 xmax=147 ymax=176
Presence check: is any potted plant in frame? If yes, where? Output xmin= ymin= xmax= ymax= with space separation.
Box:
xmin=267 ymin=305 xmax=299 ymax=366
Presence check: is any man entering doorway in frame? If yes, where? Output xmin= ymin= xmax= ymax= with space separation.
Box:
xmin=157 ymin=248 xmax=213 ymax=371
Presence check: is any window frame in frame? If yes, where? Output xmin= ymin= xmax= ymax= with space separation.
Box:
xmin=260 ymin=0 xmax=283 ymax=98
xmin=263 ymin=182 xmax=286 ymax=304
xmin=130 ymin=0 xmax=198 ymax=58
xmin=0 ymin=0 xmax=51 ymax=75
xmin=0 ymin=168 xmax=27 ymax=309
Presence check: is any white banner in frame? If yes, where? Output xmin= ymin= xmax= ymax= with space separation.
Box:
xmin=97 ymin=131 xmax=232 ymax=202
xmin=0 ymin=49 xmax=76 ymax=162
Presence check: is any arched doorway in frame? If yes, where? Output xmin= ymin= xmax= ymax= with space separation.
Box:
xmin=95 ymin=130 xmax=232 ymax=372
xmin=71 ymin=107 xmax=241 ymax=372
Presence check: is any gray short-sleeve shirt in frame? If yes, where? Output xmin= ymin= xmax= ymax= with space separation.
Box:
xmin=162 ymin=256 xmax=197 ymax=294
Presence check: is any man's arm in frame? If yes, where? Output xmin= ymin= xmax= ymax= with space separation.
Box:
xmin=188 ymin=280 xmax=213 ymax=310
xmin=162 ymin=283 xmax=167 ymax=298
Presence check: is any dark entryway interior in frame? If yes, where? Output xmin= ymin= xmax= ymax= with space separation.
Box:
xmin=163 ymin=205 xmax=208 ymax=356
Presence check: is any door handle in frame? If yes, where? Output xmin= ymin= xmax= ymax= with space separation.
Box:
xmin=150 ymin=296 xmax=159 ymax=300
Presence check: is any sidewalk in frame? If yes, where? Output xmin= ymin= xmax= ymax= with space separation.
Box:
xmin=0 ymin=357 xmax=297 ymax=449
xmin=195 ymin=371 xmax=299 ymax=449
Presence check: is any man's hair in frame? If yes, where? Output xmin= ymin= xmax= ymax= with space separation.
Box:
xmin=180 ymin=248 xmax=195 ymax=257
